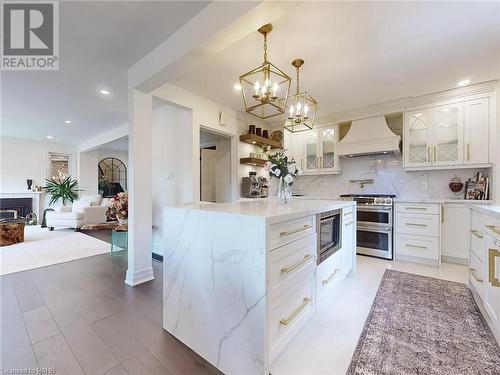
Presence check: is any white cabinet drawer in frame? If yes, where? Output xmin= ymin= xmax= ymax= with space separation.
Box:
xmin=395 ymin=213 xmax=439 ymax=237
xmin=316 ymin=250 xmax=343 ymax=302
xmin=342 ymin=205 xmax=355 ymax=219
xmin=396 ymin=234 xmax=439 ymax=261
xmin=470 ymin=228 xmax=485 ymax=263
xmin=484 ymin=222 xmax=500 ymax=242
xmin=395 ymin=203 xmax=440 ymax=215
xmin=269 ymin=233 xmax=317 ymax=299
xmin=269 ymin=215 xmax=316 ymax=250
xmin=269 ymin=272 xmax=315 ymax=362
xmin=469 ymin=251 xmax=485 ymax=298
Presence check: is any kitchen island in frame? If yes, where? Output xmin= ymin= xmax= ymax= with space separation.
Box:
xmin=163 ymin=199 xmax=356 ymax=374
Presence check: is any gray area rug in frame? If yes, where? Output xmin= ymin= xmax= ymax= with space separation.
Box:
xmin=347 ymin=270 xmax=500 ymax=375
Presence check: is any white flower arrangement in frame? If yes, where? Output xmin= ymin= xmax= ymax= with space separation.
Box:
xmin=265 ymin=151 xmax=300 ymax=186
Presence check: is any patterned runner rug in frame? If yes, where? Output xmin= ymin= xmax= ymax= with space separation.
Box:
xmin=347 ymin=270 xmax=500 ymax=375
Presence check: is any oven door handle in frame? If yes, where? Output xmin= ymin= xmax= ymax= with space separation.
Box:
xmin=357 ymin=207 xmax=393 ymax=212
xmin=357 ymin=226 xmax=392 ymax=233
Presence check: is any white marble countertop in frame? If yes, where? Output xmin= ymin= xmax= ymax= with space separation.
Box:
xmin=180 ymin=198 xmax=355 ymax=223
xmin=470 ymin=204 xmax=500 ymax=220
xmin=394 ymin=198 xmax=493 ymax=204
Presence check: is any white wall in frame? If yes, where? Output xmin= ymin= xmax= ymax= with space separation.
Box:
xmin=0 ymin=136 xmax=77 ymax=191
xmin=151 ymin=103 xmax=192 ymax=255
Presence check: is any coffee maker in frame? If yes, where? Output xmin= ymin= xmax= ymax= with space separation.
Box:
xmin=241 ymin=172 xmax=268 ymax=198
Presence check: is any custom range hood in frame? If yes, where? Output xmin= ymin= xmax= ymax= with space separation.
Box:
xmin=336 ymin=115 xmax=401 ymax=157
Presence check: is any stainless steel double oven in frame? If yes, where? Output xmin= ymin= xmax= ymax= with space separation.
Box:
xmin=340 ymin=194 xmax=395 ymax=260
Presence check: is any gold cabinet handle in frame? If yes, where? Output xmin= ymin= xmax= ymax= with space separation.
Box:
xmin=489 ymin=248 xmax=500 ymax=287
xmin=466 ymin=143 xmax=470 ymax=162
xmin=280 ymin=224 xmax=312 ymax=237
xmin=433 ymin=145 xmax=437 ymax=162
xmin=405 ymin=244 xmax=427 ymax=249
xmin=279 ymin=297 xmax=312 ymax=325
xmin=405 ymin=207 xmax=427 ymax=211
xmin=405 ymin=223 xmax=427 ymax=227
xmin=344 ymin=221 xmax=353 ymax=226
xmin=485 ymin=225 xmax=500 ymax=236
xmin=343 ymin=211 xmax=353 ymax=217
xmin=470 ymin=229 xmax=484 ymax=239
xmin=322 ymin=269 xmax=340 ymax=285
xmin=280 ymin=255 xmax=312 ymax=274
xmin=469 ymin=268 xmax=483 ymax=283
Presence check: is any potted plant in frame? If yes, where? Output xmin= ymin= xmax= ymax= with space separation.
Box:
xmin=44 ymin=176 xmax=80 ymax=206
xmin=109 ymin=192 xmax=128 ymax=224
xmin=265 ymin=151 xmax=301 ymax=204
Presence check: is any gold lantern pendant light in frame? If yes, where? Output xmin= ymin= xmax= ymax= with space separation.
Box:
xmin=239 ymin=24 xmax=291 ymax=120
xmin=282 ymin=59 xmax=317 ymax=133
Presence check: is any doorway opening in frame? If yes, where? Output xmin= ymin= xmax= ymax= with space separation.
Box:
xmin=200 ymin=129 xmax=232 ymax=203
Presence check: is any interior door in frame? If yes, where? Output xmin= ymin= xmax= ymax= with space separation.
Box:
xmin=404 ymin=109 xmax=432 ymax=167
xmin=432 ymin=103 xmax=463 ymax=166
xmin=464 ymin=98 xmax=489 ymax=164
xmin=200 ymin=148 xmax=217 ymax=202
xmin=303 ymin=130 xmax=319 ymax=173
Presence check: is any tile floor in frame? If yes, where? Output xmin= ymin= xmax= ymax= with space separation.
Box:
xmin=0 ymin=249 xmax=468 ymax=375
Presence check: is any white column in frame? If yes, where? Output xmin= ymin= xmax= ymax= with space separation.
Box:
xmin=126 ymin=89 xmax=154 ymax=286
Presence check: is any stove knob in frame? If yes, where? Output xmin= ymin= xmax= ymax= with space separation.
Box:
xmin=386 ymin=198 xmax=392 ymax=204
xmin=374 ymin=198 xmax=380 ymax=204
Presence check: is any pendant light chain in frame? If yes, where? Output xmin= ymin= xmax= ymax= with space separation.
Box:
xmin=263 ymin=33 xmax=268 ymax=63
xmin=296 ymin=65 xmax=300 ymax=95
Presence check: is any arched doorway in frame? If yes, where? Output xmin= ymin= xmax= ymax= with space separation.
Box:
xmin=98 ymin=157 xmax=127 ymax=197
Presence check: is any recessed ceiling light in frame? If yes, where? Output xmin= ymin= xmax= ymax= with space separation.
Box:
xmin=233 ymin=83 xmax=242 ymax=91
xmin=100 ymin=89 xmax=110 ymax=95
xmin=458 ymin=79 xmax=470 ymax=86
xmin=64 ymin=120 xmax=72 ymax=124
xmin=46 ymin=135 xmax=54 ymax=139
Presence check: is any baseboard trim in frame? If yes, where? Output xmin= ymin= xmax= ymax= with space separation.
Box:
xmin=441 ymin=255 xmax=468 ymax=265
xmin=152 ymin=253 xmax=163 ymax=262
xmin=396 ymin=254 xmax=439 ymax=267
xmin=125 ymin=267 xmax=154 ymax=286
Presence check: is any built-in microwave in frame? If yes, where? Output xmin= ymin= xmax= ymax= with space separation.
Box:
xmin=317 ymin=209 xmax=342 ymax=264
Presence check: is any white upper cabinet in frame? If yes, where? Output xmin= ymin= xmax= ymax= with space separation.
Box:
xmin=404 ymin=95 xmax=492 ymax=170
xmin=405 ymin=108 xmax=432 ymax=167
xmin=284 ymin=125 xmax=341 ymax=175
xmin=464 ymin=98 xmax=489 ymax=165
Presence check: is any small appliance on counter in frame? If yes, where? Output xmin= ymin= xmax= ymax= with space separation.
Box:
xmin=241 ymin=172 xmax=268 ymax=198
xmin=340 ymin=194 xmax=396 ymax=260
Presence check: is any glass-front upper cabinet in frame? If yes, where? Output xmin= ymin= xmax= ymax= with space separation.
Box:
xmin=304 ymin=130 xmax=319 ymax=172
xmin=404 ymin=109 xmax=432 ymax=167
xmin=321 ymin=127 xmax=338 ymax=171
xmin=432 ymin=103 xmax=463 ymax=166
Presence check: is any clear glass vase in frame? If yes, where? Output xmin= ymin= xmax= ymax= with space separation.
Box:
xmin=276 ymin=177 xmax=292 ymax=204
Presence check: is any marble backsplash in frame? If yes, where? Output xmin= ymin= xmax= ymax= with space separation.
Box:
xmin=290 ymin=155 xmax=491 ymax=200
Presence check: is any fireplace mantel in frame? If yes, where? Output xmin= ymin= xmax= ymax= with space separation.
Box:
xmin=0 ymin=191 xmax=45 ymax=219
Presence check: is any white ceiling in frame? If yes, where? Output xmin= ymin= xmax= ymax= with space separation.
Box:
xmin=168 ymin=1 xmax=500 ymax=121
xmin=1 ymin=1 xmax=208 ymax=144
xmin=97 ymin=136 xmax=129 ymax=153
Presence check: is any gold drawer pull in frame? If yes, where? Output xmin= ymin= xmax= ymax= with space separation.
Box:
xmin=405 ymin=244 xmax=427 ymax=249
xmin=489 ymin=248 xmax=500 ymax=287
xmin=343 ymin=211 xmax=353 ymax=217
xmin=280 ymin=224 xmax=312 ymax=237
xmin=406 ymin=223 xmax=427 ymax=227
xmin=322 ymin=269 xmax=340 ymax=285
xmin=279 ymin=297 xmax=311 ymax=325
xmin=281 ymin=255 xmax=313 ymax=274
xmin=469 ymin=268 xmax=483 ymax=283
xmin=485 ymin=225 xmax=500 ymax=236
xmin=405 ymin=207 xmax=427 ymax=211
xmin=344 ymin=221 xmax=353 ymax=226
xmin=466 ymin=143 xmax=470 ymax=161
xmin=470 ymin=229 xmax=484 ymax=239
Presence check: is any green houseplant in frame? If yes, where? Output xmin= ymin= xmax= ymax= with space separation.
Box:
xmin=44 ymin=176 xmax=80 ymax=206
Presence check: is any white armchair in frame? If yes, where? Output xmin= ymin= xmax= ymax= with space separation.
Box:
xmin=46 ymin=195 xmax=109 ymax=231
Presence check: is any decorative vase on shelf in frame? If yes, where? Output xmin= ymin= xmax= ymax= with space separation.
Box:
xmin=26 ymin=179 xmax=33 ymax=190
xmin=276 ymin=177 xmax=292 ymax=205
xmin=449 ymin=176 xmax=464 ymax=199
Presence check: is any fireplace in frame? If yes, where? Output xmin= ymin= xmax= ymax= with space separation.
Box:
xmin=0 ymin=198 xmax=33 ymax=218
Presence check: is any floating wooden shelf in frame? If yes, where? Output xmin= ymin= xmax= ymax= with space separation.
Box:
xmin=240 ymin=157 xmax=267 ymax=167
xmin=239 ymin=133 xmax=282 ymax=149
